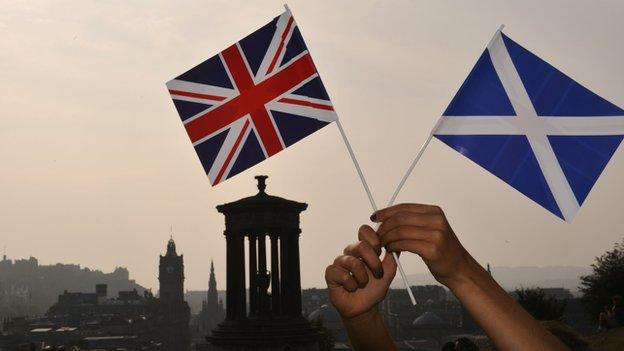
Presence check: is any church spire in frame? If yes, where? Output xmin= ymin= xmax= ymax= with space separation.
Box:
xmin=207 ymin=258 xmax=218 ymax=310
xmin=167 ymin=234 xmax=177 ymax=256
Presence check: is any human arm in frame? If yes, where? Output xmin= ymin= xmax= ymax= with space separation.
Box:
xmin=373 ymin=203 xmax=569 ymax=351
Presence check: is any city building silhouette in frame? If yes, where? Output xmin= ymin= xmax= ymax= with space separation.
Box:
xmin=196 ymin=260 xmax=225 ymax=335
xmin=158 ymin=236 xmax=191 ymax=351
xmin=0 ymin=238 xmax=191 ymax=350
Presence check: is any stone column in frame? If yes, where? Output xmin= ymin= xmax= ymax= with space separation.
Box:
xmin=279 ymin=233 xmax=291 ymax=316
xmin=288 ymin=229 xmax=302 ymax=317
xmin=248 ymin=235 xmax=258 ymax=317
xmin=225 ymin=230 xmax=246 ymax=321
xmin=270 ymin=234 xmax=281 ymax=315
xmin=257 ymin=233 xmax=269 ymax=316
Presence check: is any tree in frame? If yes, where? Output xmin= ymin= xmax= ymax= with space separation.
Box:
xmin=515 ymin=287 xmax=567 ymax=321
xmin=580 ymin=239 xmax=624 ymax=318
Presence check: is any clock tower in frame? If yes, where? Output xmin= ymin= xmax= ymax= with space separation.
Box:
xmin=159 ymin=236 xmax=184 ymax=303
xmin=157 ymin=236 xmax=190 ymax=351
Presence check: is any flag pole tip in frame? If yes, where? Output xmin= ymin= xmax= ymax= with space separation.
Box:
xmin=284 ymin=4 xmax=290 ymax=11
xmin=498 ymin=24 xmax=505 ymax=32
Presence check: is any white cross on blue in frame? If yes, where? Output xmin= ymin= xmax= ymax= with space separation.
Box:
xmin=434 ymin=30 xmax=624 ymax=221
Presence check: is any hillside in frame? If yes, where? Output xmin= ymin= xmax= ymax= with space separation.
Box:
xmin=0 ymin=256 xmax=145 ymax=317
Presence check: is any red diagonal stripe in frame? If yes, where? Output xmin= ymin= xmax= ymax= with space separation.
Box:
xmin=185 ymin=53 xmax=317 ymax=144
xmin=169 ymin=89 xmax=226 ymax=102
xmin=214 ymin=120 xmax=251 ymax=185
xmin=221 ymin=45 xmax=255 ymax=92
xmin=266 ymin=17 xmax=295 ymax=75
xmin=278 ymin=97 xmax=334 ymax=111
xmin=250 ymin=108 xmax=283 ymax=156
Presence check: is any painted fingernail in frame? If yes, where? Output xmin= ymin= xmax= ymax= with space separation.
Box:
xmin=369 ymin=212 xmax=378 ymax=222
xmin=374 ymin=268 xmax=384 ymax=279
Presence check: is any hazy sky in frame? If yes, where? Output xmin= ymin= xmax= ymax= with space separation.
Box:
xmin=2 ymin=0 xmax=624 ymax=292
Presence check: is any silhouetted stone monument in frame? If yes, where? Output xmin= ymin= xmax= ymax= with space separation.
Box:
xmin=208 ymin=175 xmax=323 ymax=350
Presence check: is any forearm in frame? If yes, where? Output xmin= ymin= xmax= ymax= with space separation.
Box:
xmin=342 ymin=307 xmax=396 ymax=351
xmin=445 ymin=255 xmax=568 ymax=351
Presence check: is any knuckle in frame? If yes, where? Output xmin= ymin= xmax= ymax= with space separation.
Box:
xmin=357 ymin=226 xmax=366 ymax=239
xmin=345 ymin=255 xmax=360 ymax=268
xmin=333 ymin=255 xmax=346 ymax=265
xmin=430 ymin=230 xmax=445 ymax=243
xmin=358 ymin=224 xmax=369 ymax=235
xmin=431 ymin=205 xmax=443 ymax=214
xmin=428 ymin=245 xmax=441 ymax=260
xmin=357 ymin=240 xmax=372 ymax=253
xmin=432 ymin=214 xmax=446 ymax=227
xmin=324 ymin=265 xmax=332 ymax=278
xmin=388 ymin=242 xmax=401 ymax=252
xmin=342 ymin=243 xmax=355 ymax=255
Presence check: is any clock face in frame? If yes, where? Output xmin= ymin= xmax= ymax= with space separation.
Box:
xmin=166 ymin=266 xmax=174 ymax=274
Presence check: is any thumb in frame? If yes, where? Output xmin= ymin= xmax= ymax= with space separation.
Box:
xmin=381 ymin=250 xmax=398 ymax=282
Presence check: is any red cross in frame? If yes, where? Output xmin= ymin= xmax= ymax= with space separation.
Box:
xmin=184 ymin=44 xmax=317 ymax=157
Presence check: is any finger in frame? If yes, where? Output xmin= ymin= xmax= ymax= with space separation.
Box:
xmin=386 ymin=240 xmax=440 ymax=261
xmin=371 ymin=203 xmax=443 ymax=222
xmin=333 ymin=255 xmax=369 ymax=288
xmin=358 ymin=225 xmax=381 ymax=255
xmin=325 ymin=265 xmax=359 ymax=292
xmin=343 ymin=241 xmax=383 ymax=279
xmin=380 ymin=226 xmax=444 ymax=246
xmin=377 ymin=212 xmax=447 ymax=236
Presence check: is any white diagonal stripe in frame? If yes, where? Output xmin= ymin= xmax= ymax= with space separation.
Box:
xmin=206 ymin=117 xmax=247 ymax=183
xmin=170 ymin=95 xmax=217 ymax=105
xmin=256 ymin=10 xmax=292 ymax=81
xmin=166 ymin=79 xmax=236 ymax=99
xmin=267 ymin=100 xmax=338 ymax=123
xmin=270 ymin=18 xmax=297 ymax=75
xmin=487 ymin=31 xmax=580 ymax=220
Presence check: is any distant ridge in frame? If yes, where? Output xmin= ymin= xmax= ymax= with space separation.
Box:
xmin=392 ymin=266 xmax=592 ymax=296
xmin=0 ymin=256 xmax=146 ymax=318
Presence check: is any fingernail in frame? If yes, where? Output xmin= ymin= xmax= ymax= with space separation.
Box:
xmin=369 ymin=212 xmax=378 ymax=222
xmin=374 ymin=268 xmax=384 ymax=279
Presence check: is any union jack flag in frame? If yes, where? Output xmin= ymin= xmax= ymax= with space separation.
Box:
xmin=166 ymin=8 xmax=337 ymax=185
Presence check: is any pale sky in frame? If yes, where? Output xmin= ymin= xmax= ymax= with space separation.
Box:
xmin=2 ymin=0 xmax=624 ymax=292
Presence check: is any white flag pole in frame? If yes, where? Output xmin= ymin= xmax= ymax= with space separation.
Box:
xmin=376 ymin=24 xmax=507 ymax=303
xmin=335 ymin=120 xmax=417 ymax=305
xmin=387 ymin=24 xmax=505 ymax=206
xmin=282 ymin=3 xmax=416 ymax=305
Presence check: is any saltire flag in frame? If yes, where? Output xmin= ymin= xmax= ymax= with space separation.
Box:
xmin=434 ymin=30 xmax=624 ymax=221
xmin=166 ymin=8 xmax=337 ymax=186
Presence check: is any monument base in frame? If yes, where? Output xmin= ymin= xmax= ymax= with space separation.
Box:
xmin=203 ymin=316 xmax=325 ymax=351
